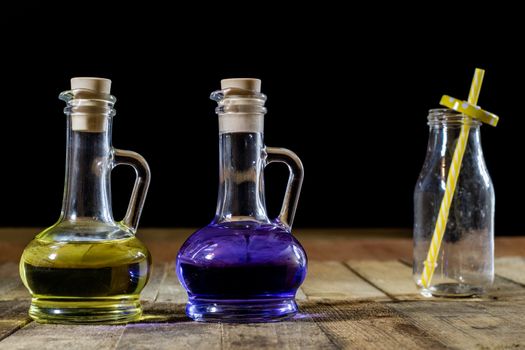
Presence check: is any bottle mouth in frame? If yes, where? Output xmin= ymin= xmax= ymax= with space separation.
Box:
xmin=210 ymin=88 xmax=267 ymax=116
xmin=60 ymin=89 xmax=116 ymax=118
xmin=59 ymin=89 xmax=116 ymax=104
xmin=59 ymin=89 xmax=116 ymax=133
xmin=428 ymin=108 xmax=481 ymax=127
xmin=210 ymin=87 xmax=266 ymax=102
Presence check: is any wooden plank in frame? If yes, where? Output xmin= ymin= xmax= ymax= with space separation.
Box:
xmin=489 ymin=257 xmax=525 ymax=300
xmin=0 ymin=320 xmax=29 ymax=342
xmin=300 ymin=237 xmax=412 ymax=261
xmin=494 ymin=238 xmax=525 ymax=257
xmin=484 ymin=276 xmax=525 ymax=301
xmin=389 ymin=300 xmax=525 ymax=349
xmin=0 ymin=229 xmax=35 ymax=264
xmin=116 ymin=323 xmax=221 ymax=350
xmin=120 ymin=318 xmax=335 ymax=350
xmin=0 ymin=323 xmax=125 ymax=349
xmin=155 ymin=264 xmax=187 ymax=304
xmin=303 ymin=301 xmax=446 ymax=349
xmin=140 ymin=263 xmax=168 ymax=302
xmin=0 ymin=262 xmax=30 ymax=301
xmin=125 ymin=309 xmax=335 ymax=349
xmin=140 ymin=302 xmax=187 ymax=323
xmin=0 ymin=300 xmax=30 ymax=321
xmin=496 ymin=256 xmax=525 ymax=285
xmin=295 ymin=287 xmax=307 ymax=302
xmin=221 ymin=318 xmax=335 ymax=350
xmin=137 ymin=228 xmax=189 ymax=263
xmin=302 ymin=261 xmax=387 ymax=301
xmin=0 ymin=300 xmax=31 ymax=341
xmin=347 ymin=260 xmax=422 ymax=300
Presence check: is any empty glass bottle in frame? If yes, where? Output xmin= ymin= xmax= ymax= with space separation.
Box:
xmin=413 ymin=109 xmax=494 ymax=297
xmin=177 ymin=78 xmax=307 ymax=322
xmin=20 ymin=77 xmax=151 ymax=323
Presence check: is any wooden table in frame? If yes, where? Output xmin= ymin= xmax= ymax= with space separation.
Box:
xmin=2 ymin=228 xmax=525 ymax=349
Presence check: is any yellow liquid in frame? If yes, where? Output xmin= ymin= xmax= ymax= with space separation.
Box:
xmin=20 ymin=236 xmax=151 ymax=324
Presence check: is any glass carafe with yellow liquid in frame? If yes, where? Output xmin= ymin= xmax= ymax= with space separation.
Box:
xmin=20 ymin=77 xmax=151 ymax=324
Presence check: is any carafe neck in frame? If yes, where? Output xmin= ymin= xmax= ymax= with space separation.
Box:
xmin=214 ymin=131 xmax=269 ymax=224
xmin=211 ymin=80 xmax=271 ymax=225
xmin=60 ymin=119 xmax=114 ymax=223
xmin=59 ymin=88 xmax=116 ymax=224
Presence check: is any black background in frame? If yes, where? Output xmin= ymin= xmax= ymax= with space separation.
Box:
xmin=1 ymin=4 xmax=523 ymax=233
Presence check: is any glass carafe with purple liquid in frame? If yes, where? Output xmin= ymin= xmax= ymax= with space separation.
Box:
xmin=177 ymin=78 xmax=307 ymax=322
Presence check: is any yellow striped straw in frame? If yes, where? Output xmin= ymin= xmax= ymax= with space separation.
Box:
xmin=420 ymin=68 xmax=485 ymax=289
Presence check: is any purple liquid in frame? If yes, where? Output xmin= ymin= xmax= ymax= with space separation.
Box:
xmin=176 ymin=221 xmax=307 ymax=322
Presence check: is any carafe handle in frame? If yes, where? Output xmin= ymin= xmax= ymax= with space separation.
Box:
xmin=265 ymin=147 xmax=304 ymax=229
xmin=113 ymin=149 xmax=151 ymax=233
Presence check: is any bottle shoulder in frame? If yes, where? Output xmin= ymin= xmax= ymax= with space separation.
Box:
xmin=22 ymin=220 xmax=150 ymax=268
xmin=178 ymin=221 xmax=306 ymax=267
xmin=184 ymin=221 xmax=298 ymax=243
xmin=35 ymin=220 xmax=136 ymax=242
xmin=21 ymin=235 xmax=150 ymax=269
xmin=416 ymin=151 xmax=493 ymax=193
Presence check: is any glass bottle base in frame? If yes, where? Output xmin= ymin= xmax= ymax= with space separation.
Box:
xmin=420 ymin=283 xmax=484 ymax=298
xmin=186 ymin=298 xmax=298 ymax=323
xmin=28 ymin=297 xmax=142 ymax=324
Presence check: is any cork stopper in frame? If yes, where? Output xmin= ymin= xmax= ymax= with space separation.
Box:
xmin=70 ymin=77 xmax=112 ymax=133
xmin=218 ymin=78 xmax=264 ymax=134
xmin=71 ymin=77 xmax=112 ymax=94
xmin=221 ymin=78 xmax=261 ymax=92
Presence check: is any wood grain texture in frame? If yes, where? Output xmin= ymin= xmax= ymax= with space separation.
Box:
xmin=347 ymin=260 xmax=422 ymax=300
xmin=0 ymin=263 xmax=29 ymax=301
xmin=0 ymin=301 xmax=31 ymax=341
xmin=389 ymin=300 xmax=525 ymax=349
xmin=155 ymin=264 xmax=187 ymax=304
xmin=302 ymin=261 xmax=387 ymax=301
xmin=295 ymin=287 xmax=307 ymax=302
xmin=0 ymin=229 xmax=35 ymax=264
xmin=0 ymin=323 xmax=125 ymax=349
xmin=302 ymin=301 xmax=446 ymax=349
xmin=492 ymin=277 xmax=525 ymax=299
xmin=221 ymin=319 xmax=335 ymax=350
xmin=117 ymin=323 xmax=221 ymax=350
xmin=495 ymin=256 xmax=525 ymax=285
xmin=0 ymin=301 xmax=30 ymax=322
xmin=1 ymin=234 xmax=525 ymax=349
xmin=302 ymin=237 xmax=413 ymax=262
xmin=140 ymin=302 xmax=187 ymax=323
xmin=494 ymin=238 xmax=525 ymax=257
xmin=140 ymin=263 xmax=168 ymax=302
xmin=0 ymin=321 xmax=28 ymax=343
